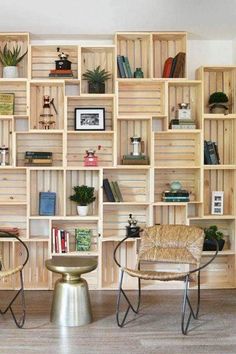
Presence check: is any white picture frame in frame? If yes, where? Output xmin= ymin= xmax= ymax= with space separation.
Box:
xmin=211 ymin=191 xmax=224 ymax=215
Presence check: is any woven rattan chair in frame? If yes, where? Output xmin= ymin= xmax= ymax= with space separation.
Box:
xmin=0 ymin=231 xmax=29 ymax=328
xmin=114 ymin=224 xmax=218 ymax=335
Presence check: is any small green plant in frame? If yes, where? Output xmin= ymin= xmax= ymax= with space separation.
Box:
xmin=0 ymin=44 xmax=28 ymax=67
xmin=69 ymin=185 xmax=96 ymax=206
xmin=204 ymin=225 xmax=223 ymax=241
xmin=82 ymin=65 xmax=111 ymax=84
xmin=209 ymin=92 xmax=229 ymax=105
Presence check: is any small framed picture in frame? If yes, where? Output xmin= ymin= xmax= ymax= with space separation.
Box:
xmin=211 ymin=191 xmax=224 ymax=215
xmin=74 ymin=108 xmax=105 ymax=131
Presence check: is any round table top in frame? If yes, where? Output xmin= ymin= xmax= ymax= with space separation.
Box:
xmin=45 ymin=256 xmax=98 ymax=276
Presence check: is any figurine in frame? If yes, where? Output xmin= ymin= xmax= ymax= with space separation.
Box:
xmin=126 ymin=214 xmax=140 ymax=237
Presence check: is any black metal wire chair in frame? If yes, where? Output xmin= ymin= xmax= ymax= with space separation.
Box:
xmin=0 ymin=231 xmax=29 ymax=328
xmin=113 ymin=225 xmax=219 ymax=335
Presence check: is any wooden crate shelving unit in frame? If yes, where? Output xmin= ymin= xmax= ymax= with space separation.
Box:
xmin=0 ymin=32 xmax=236 ymax=291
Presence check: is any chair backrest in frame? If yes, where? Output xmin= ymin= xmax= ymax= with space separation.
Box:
xmin=138 ymin=225 xmax=204 ymax=266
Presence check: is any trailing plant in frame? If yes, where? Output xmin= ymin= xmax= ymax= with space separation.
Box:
xmin=69 ymin=185 xmax=96 ymax=206
xmin=82 ymin=65 xmax=111 ymax=84
xmin=209 ymin=91 xmax=229 ymax=105
xmin=204 ymin=225 xmax=223 ymax=241
xmin=0 ymin=44 xmax=28 ymax=66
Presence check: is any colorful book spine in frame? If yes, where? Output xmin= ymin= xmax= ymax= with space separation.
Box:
xmin=117 ymin=55 xmax=126 ymax=78
xmin=124 ymin=57 xmax=133 ymax=78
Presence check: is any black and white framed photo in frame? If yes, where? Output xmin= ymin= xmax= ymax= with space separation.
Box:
xmin=74 ymin=108 xmax=105 ymax=131
xmin=211 ymin=191 xmax=224 ymax=215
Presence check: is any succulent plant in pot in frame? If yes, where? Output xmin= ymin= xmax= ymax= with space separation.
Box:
xmin=203 ymin=225 xmax=225 ymax=251
xmin=82 ymin=65 xmax=111 ymax=94
xmin=208 ymin=91 xmax=229 ymax=114
xmin=69 ymin=185 xmax=96 ymax=216
xmin=0 ymin=44 xmax=28 ymax=78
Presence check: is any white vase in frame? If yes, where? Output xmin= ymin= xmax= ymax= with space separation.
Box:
xmin=3 ymin=66 xmax=19 ymax=78
xmin=77 ymin=205 xmax=89 ymax=216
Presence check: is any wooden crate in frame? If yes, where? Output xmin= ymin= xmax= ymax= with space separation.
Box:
xmin=0 ymin=241 xmax=14 ymax=289
xmin=66 ymin=169 xmax=100 ymax=216
xmin=30 ymin=169 xmax=64 ymax=216
xmin=204 ymin=117 xmax=236 ymax=165
xmin=154 ymin=132 xmax=201 ymax=167
xmin=0 ymin=168 xmax=26 ymax=203
xmin=0 ymin=117 xmax=13 ymax=165
xmin=67 ymin=95 xmax=114 ymax=131
xmin=31 ymin=45 xmax=78 ymax=79
xmin=30 ymin=81 xmax=64 ymax=130
xmin=154 ymin=205 xmax=187 ymax=225
xmin=168 ymin=81 xmax=202 ymax=128
xmin=154 ymin=168 xmax=202 ymax=202
xmin=0 ymin=81 xmax=27 ymax=116
xmin=115 ymin=33 xmax=152 ymax=78
xmin=0 ymin=33 xmax=29 ymax=78
xmin=0 ymin=205 xmax=27 ymax=237
xmin=118 ymin=80 xmax=166 ymax=117
xmin=103 ymin=168 xmax=150 ymax=203
xmin=16 ymin=132 xmax=63 ymax=167
xmin=29 ymin=219 xmax=50 ymax=239
xmin=117 ymin=117 xmax=151 ymax=165
xmin=81 ymin=46 xmax=115 ymax=94
xmin=204 ymin=169 xmax=236 ymax=216
xmin=152 ymin=32 xmax=187 ymax=79
xmin=67 ymin=132 xmax=114 ymax=167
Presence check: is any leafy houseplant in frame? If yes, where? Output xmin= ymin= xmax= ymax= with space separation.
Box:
xmin=82 ymin=65 xmax=111 ymax=94
xmin=208 ymin=91 xmax=229 ymax=114
xmin=69 ymin=185 xmax=96 ymax=216
xmin=0 ymin=44 xmax=28 ymax=78
xmin=203 ymin=225 xmax=225 ymax=251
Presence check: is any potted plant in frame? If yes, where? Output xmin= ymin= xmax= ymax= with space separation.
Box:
xmin=82 ymin=65 xmax=111 ymax=93
xmin=208 ymin=91 xmax=229 ymax=114
xmin=0 ymin=44 xmax=28 ymax=78
xmin=69 ymin=185 xmax=96 ymax=216
xmin=203 ymin=225 xmax=225 ymax=251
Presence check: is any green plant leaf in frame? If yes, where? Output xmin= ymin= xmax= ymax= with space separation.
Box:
xmin=0 ymin=44 xmax=28 ymax=66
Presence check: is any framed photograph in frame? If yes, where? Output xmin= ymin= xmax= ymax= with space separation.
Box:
xmin=211 ymin=191 xmax=224 ymax=215
xmin=75 ymin=108 xmax=105 ymax=131
xmin=0 ymin=93 xmax=14 ymax=115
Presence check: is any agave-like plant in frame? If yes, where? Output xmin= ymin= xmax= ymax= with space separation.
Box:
xmin=0 ymin=44 xmax=28 ymax=66
xmin=82 ymin=65 xmax=111 ymax=84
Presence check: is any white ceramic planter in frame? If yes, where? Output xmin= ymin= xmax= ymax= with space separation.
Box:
xmin=3 ymin=66 xmax=19 ymax=78
xmin=77 ymin=205 xmax=89 ymax=216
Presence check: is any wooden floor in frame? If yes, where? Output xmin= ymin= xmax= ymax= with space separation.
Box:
xmin=0 ymin=289 xmax=235 ymax=354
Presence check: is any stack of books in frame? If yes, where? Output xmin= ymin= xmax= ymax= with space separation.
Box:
xmin=204 ymin=140 xmax=220 ymax=164
xmin=103 ymin=179 xmax=124 ymax=202
xmin=117 ymin=55 xmax=133 ymax=78
xmin=162 ymin=190 xmax=190 ymax=202
xmin=49 ymin=69 xmax=73 ymax=78
xmin=24 ymin=151 xmax=53 ymax=165
xmin=122 ymin=154 xmax=149 ymax=165
xmin=169 ymin=118 xmax=196 ymax=129
xmin=162 ymin=52 xmax=186 ymax=78
xmin=52 ymin=227 xmax=70 ymax=254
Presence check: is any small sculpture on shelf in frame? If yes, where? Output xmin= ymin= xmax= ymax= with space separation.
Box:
xmin=169 ymin=102 xmax=196 ymax=129
xmin=122 ymin=135 xmax=149 ymax=165
xmin=84 ymin=146 xmax=101 ymax=167
xmin=49 ymin=47 xmax=73 ymax=78
xmin=162 ymin=181 xmax=190 ymax=202
xmin=39 ymin=95 xmax=57 ymax=129
xmin=208 ymin=91 xmax=229 ymax=114
xmin=126 ymin=214 xmax=140 ymax=237
xmin=0 ymin=145 xmax=9 ymax=166
xmin=134 ymin=67 xmax=144 ymax=78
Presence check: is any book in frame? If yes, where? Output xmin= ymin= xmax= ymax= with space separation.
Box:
xmin=39 ymin=192 xmax=56 ymax=216
xmin=113 ymin=181 xmax=124 ymax=202
xmin=170 ymin=125 xmax=196 ymax=129
xmin=25 ymin=158 xmax=53 ymax=165
xmin=25 ymin=151 xmax=52 ymax=158
xmin=49 ymin=73 xmax=73 ymax=77
xmin=121 ymin=56 xmax=129 ymax=78
xmin=124 ymin=57 xmax=133 ymax=78
xmin=0 ymin=93 xmax=14 ymax=115
xmin=75 ymin=228 xmax=92 ymax=251
xmin=103 ymin=179 xmax=115 ymax=202
xmin=50 ymin=69 xmax=73 ymax=74
xmin=204 ymin=140 xmax=212 ymax=164
xmin=206 ymin=140 xmax=219 ymax=164
xmin=110 ymin=181 xmax=120 ymax=202
xmin=169 ymin=55 xmax=178 ymax=78
xmin=117 ymin=55 xmax=126 ymax=78
xmin=172 ymin=52 xmax=186 ymax=78
xmin=162 ymin=57 xmax=173 ymax=78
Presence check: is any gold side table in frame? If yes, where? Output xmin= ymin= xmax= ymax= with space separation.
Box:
xmin=46 ymin=256 xmax=98 ymax=327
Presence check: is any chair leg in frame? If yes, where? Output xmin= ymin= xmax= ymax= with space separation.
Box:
xmin=0 ymin=271 xmax=26 ymax=328
xmin=181 ymin=272 xmax=201 ymax=335
xmin=116 ymin=270 xmax=141 ymax=328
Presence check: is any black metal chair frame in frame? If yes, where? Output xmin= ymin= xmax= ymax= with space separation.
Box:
xmin=0 ymin=231 xmax=29 ymax=328
xmin=113 ymin=231 xmax=219 ymax=335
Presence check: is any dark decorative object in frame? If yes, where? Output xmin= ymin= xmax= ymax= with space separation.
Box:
xmin=126 ymin=214 xmax=140 ymax=237
xmin=203 ymin=225 xmax=225 ymax=251
xmin=39 ymin=95 xmax=58 ymax=129
xmin=134 ymin=68 xmax=144 ymax=78
xmin=75 ymin=107 xmax=105 ymax=131
xmin=208 ymin=91 xmax=229 ymax=114
xmin=82 ymin=66 xmax=111 ymax=94
xmin=55 ymin=47 xmax=71 ymax=70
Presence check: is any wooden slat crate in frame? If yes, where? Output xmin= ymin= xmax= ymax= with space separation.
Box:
xmin=152 ymin=32 xmax=187 ymax=79
xmin=116 ymin=33 xmax=151 ymax=78
xmin=0 ymin=205 xmax=27 ymax=237
xmin=0 ymin=117 xmax=13 ymax=165
xmin=67 ymin=132 xmax=114 ymax=167
xmin=16 ymin=132 xmax=63 ymax=166
xmin=30 ymin=81 xmax=64 ymax=129
xmin=30 ymin=169 xmax=64 ymax=216
xmin=0 ymin=168 xmax=26 ymax=203
xmin=81 ymin=47 xmax=115 ymax=94
xmin=154 ymin=205 xmax=187 ymax=225
xmin=66 ymin=170 xmax=100 ymax=216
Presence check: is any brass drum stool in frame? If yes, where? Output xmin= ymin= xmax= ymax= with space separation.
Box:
xmin=46 ymin=256 xmax=97 ymax=327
